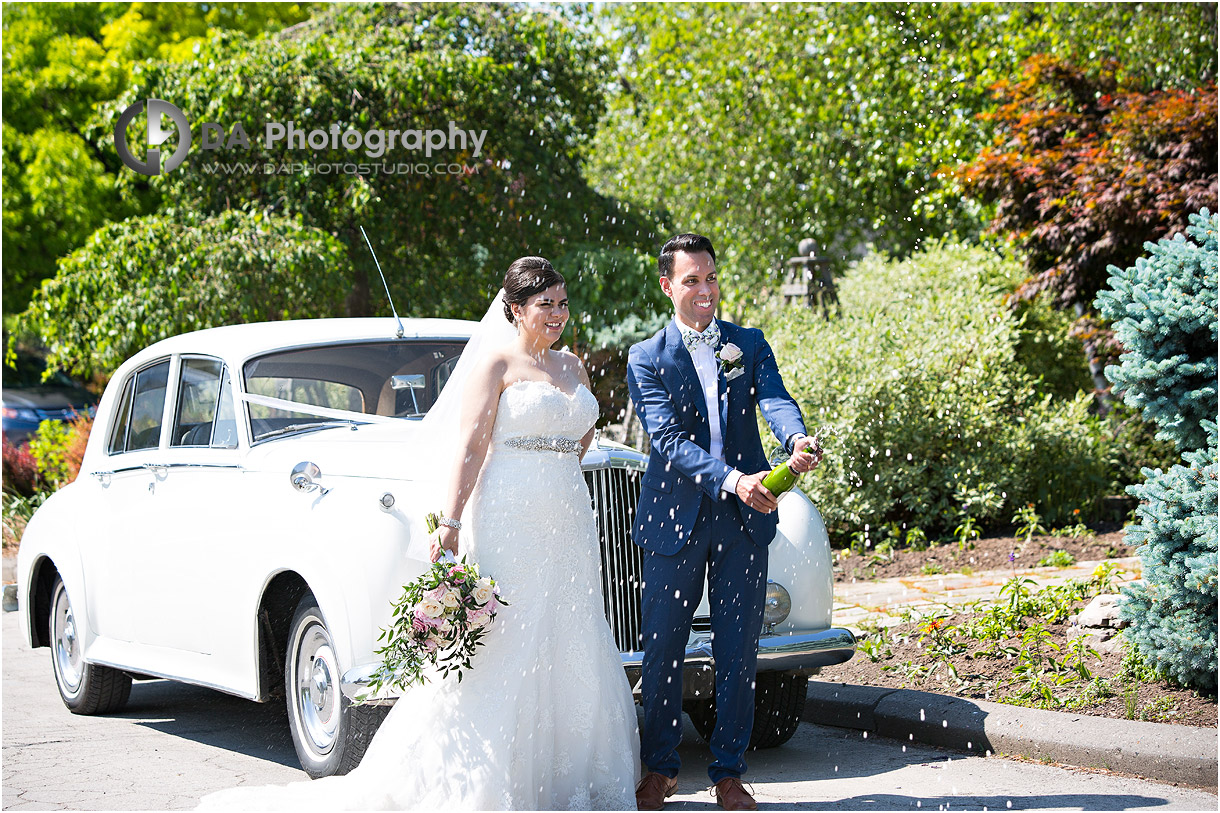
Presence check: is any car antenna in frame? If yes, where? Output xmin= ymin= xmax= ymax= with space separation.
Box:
xmin=360 ymin=225 xmax=405 ymax=339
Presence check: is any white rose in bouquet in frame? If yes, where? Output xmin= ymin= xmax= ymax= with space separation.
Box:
xmin=419 ymin=597 xmax=445 ymax=618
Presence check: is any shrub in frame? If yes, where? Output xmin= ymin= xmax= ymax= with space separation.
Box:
xmin=2 ymin=437 xmax=40 ymax=496
xmin=27 ymin=415 xmax=92 ymax=489
xmin=760 ymin=241 xmax=1107 ymax=542
xmin=1098 ymin=210 xmax=1218 ymax=693
xmin=1119 ymin=426 xmax=1218 ymax=693
xmin=1096 ymin=211 xmax=1218 ymax=453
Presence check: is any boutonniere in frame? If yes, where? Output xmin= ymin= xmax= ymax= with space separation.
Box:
xmin=717 ymin=342 xmax=745 ymax=381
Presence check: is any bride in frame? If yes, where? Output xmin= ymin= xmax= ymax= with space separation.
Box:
xmin=201 ymin=258 xmax=640 ymax=810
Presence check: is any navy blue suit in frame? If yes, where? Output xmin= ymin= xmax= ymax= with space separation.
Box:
xmin=626 ymin=319 xmax=806 ymax=783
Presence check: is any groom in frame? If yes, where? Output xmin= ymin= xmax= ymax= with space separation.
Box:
xmin=626 ymin=234 xmax=821 ymax=811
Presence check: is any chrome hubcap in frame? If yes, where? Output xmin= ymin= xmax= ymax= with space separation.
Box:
xmin=52 ymin=584 xmax=84 ymax=694
xmin=294 ymin=621 xmax=339 ymax=754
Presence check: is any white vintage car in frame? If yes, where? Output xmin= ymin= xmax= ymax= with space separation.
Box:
xmin=16 ymin=318 xmax=855 ymax=777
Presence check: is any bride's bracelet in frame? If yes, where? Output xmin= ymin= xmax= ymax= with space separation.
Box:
xmin=437 ymin=516 xmax=462 ymax=531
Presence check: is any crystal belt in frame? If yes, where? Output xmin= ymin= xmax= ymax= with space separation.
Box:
xmin=503 ymin=436 xmax=582 ymax=455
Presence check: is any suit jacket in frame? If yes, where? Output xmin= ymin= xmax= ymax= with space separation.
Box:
xmin=626 ymin=319 xmax=807 ymax=554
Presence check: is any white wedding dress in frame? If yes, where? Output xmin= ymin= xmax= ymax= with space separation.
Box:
xmin=201 ymin=380 xmax=640 ymax=810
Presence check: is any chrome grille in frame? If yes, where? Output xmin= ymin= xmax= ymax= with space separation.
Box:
xmin=584 ymin=466 xmax=644 ymax=653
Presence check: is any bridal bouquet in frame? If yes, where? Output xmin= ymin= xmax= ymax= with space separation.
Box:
xmin=365 ymin=512 xmax=507 ymax=696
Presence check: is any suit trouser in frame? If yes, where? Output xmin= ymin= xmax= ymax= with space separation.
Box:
xmin=638 ymin=492 xmax=769 ymax=784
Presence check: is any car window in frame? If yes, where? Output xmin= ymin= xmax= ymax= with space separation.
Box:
xmin=107 ymin=378 xmax=135 ymax=455
xmin=172 ymin=358 xmax=237 ymax=448
xmin=242 ymin=340 xmax=466 ymax=442
xmin=108 ymin=360 xmax=170 ymax=454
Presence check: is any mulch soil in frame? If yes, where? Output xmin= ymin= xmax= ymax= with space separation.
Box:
xmin=828 ymin=526 xmax=1218 ymax=728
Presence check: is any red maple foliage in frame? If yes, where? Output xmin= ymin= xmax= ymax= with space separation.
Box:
xmin=956 ymin=55 xmax=1217 ymax=310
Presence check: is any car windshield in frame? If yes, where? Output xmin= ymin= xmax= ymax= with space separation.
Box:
xmin=242 ymin=340 xmax=466 ymax=442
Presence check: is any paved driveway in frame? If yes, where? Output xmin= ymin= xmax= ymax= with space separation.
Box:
xmin=4 ymin=613 xmax=1216 ymax=810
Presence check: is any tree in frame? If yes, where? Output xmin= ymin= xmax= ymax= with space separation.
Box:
xmin=958 ymin=57 xmax=1217 ymax=312
xmin=19 ymin=208 xmax=354 ymax=380
xmin=18 ymin=3 xmax=662 ymax=377
xmin=1097 ymin=211 xmax=1218 ymax=693
xmin=1 ymin=2 xmax=313 ymax=316
xmin=588 ymin=2 xmax=1217 ymax=302
xmin=94 ymin=2 xmax=655 ymax=320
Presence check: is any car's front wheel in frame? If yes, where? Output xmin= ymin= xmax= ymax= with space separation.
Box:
xmin=686 ymin=669 xmax=807 ymax=749
xmin=285 ymin=594 xmax=388 ymax=778
xmin=49 ymin=575 xmax=131 ymax=714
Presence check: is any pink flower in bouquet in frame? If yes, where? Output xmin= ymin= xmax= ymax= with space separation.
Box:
xmin=422 ymin=638 xmax=439 ymax=654
xmin=468 ymin=607 xmax=492 ymax=628
xmin=425 ymin=585 xmax=448 ymax=602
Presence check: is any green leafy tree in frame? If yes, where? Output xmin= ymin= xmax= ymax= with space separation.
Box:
xmin=19 ymin=208 xmax=354 ymax=379
xmin=1097 ymin=211 xmax=1218 ymax=693
xmin=95 ymin=2 xmax=653 ymax=323
xmin=1 ymin=2 xmax=313 ymax=316
xmin=589 ymin=2 xmax=1217 ymax=302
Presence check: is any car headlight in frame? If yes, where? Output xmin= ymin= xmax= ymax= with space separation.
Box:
xmin=1 ymin=407 xmax=39 ymax=422
xmin=762 ymin=581 xmax=791 ymax=630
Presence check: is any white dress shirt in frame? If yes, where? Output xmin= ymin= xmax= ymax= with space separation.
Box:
xmin=676 ymin=318 xmax=744 ymax=497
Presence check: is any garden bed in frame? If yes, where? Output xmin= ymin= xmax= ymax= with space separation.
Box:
xmin=829 ymin=527 xmax=1217 ymax=728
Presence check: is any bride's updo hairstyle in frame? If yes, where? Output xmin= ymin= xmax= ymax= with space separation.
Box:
xmin=502 ymin=256 xmax=566 ymax=324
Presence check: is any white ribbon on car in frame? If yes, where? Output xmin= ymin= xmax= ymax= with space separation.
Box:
xmin=238 ymin=392 xmax=402 ymax=425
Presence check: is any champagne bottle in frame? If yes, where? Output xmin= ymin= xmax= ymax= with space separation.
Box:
xmin=761 ymin=459 xmax=800 ymax=497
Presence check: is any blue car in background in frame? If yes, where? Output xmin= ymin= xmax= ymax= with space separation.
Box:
xmin=2 ymin=352 xmax=97 ymax=444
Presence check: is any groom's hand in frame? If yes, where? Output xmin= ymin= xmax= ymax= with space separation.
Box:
xmin=789 ymin=435 xmax=824 ymax=473
xmin=736 ymin=473 xmax=779 ymax=514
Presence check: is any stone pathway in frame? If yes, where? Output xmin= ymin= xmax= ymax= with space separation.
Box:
xmin=832 ymin=557 xmax=1143 ymax=633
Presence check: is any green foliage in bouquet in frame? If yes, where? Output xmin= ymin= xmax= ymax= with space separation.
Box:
xmin=366 ymin=514 xmax=506 ymax=697
xmin=1097 ymin=211 xmax=1218 ymax=693
xmin=761 ymin=241 xmax=1107 ymax=542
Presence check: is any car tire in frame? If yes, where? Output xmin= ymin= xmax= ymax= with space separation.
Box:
xmin=285 ymin=594 xmax=388 ymax=778
xmin=49 ymin=575 xmax=132 ymax=714
xmin=686 ymin=670 xmax=807 ymax=750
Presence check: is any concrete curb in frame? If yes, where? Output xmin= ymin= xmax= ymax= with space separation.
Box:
xmin=805 ymin=681 xmax=1218 ymax=789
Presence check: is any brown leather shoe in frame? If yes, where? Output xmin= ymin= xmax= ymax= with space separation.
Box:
xmin=713 ymin=777 xmax=757 ymax=811
xmin=635 ymin=772 xmax=678 ymax=810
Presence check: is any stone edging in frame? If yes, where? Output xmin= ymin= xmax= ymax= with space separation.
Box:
xmin=805 ymin=681 xmax=1217 ymax=789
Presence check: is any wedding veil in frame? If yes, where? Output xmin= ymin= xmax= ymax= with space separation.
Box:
xmin=406 ymin=289 xmax=515 ymax=558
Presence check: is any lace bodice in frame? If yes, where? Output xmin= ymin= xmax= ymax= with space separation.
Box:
xmin=492 ymin=380 xmax=598 ymax=446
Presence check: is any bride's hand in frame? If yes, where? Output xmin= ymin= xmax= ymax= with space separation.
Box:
xmin=430 ymin=526 xmax=460 ymax=562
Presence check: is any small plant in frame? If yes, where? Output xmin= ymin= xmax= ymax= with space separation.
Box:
xmin=2 ymin=490 xmax=49 ymax=551
xmin=953 ymin=515 xmax=980 ymax=550
xmin=1036 ymin=550 xmax=1076 ymax=568
xmin=920 ymin=561 xmax=944 ymax=576
xmin=1139 ymin=696 xmax=1178 ymax=722
xmin=858 ymin=633 xmax=892 ymax=663
xmin=1049 ymin=510 xmax=1095 ymax=539
xmin=1090 ymin=562 xmax=1122 ymax=593
xmin=1123 ymin=682 xmax=1139 ymax=719
xmin=905 ymin=526 xmax=930 ymax=551
xmin=1012 ymin=503 xmax=1047 ymax=544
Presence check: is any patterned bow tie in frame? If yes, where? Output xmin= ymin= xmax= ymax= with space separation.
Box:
xmin=681 ymin=321 xmax=720 ymax=352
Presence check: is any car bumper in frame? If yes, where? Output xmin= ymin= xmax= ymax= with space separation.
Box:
xmin=341 ymin=627 xmax=856 ymax=705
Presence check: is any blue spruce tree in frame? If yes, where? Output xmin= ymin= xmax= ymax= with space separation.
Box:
xmin=1096 ymin=209 xmax=1218 ymax=693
